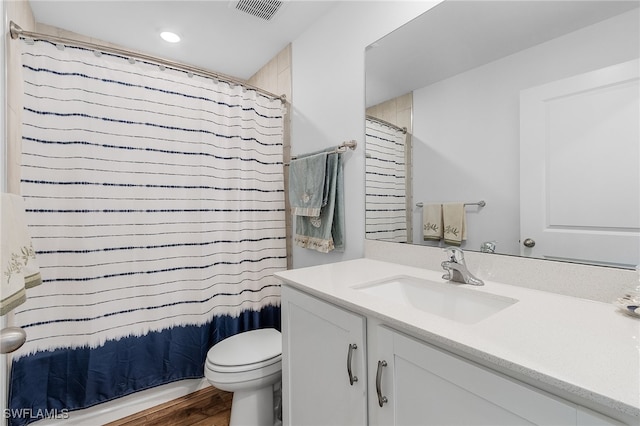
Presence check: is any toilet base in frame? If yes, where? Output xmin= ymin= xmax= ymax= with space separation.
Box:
xmin=229 ymin=384 xmax=274 ymax=426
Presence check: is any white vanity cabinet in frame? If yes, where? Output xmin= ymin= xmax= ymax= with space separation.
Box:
xmin=281 ymin=286 xmax=367 ymax=426
xmin=369 ymin=324 xmax=580 ymax=426
xmin=276 ymin=258 xmax=637 ymax=425
xmin=281 ymin=284 xmax=625 ymax=426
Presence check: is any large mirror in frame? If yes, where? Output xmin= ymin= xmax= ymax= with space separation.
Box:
xmin=365 ymin=0 xmax=639 ymax=269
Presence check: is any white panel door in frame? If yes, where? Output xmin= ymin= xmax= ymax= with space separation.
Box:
xmin=281 ymin=286 xmax=367 ymax=426
xmin=520 ymin=59 xmax=640 ymax=268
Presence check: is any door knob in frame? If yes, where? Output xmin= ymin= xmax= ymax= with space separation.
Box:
xmin=523 ymin=238 xmax=536 ymax=248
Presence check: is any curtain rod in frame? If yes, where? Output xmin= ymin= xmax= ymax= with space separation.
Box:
xmin=9 ymin=21 xmax=286 ymax=104
xmin=366 ymin=115 xmax=407 ymax=134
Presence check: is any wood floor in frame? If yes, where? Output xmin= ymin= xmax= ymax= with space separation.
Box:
xmin=106 ymin=387 xmax=232 ymax=426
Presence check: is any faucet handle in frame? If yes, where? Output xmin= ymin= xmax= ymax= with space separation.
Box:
xmin=443 ymin=246 xmax=465 ymax=264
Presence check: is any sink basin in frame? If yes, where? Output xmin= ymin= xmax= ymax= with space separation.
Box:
xmin=353 ymin=275 xmax=517 ymax=324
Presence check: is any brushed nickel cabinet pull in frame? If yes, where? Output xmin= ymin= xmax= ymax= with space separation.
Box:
xmin=347 ymin=343 xmax=358 ymax=385
xmin=376 ymin=360 xmax=388 ymax=407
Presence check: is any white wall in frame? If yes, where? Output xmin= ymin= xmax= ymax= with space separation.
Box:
xmin=290 ymin=1 xmax=439 ymax=268
xmin=412 ymin=9 xmax=639 ymax=255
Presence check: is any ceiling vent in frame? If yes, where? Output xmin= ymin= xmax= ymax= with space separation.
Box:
xmin=231 ymin=0 xmax=285 ymax=21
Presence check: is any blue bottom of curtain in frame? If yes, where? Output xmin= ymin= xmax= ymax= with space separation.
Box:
xmin=8 ymin=306 xmax=280 ymax=426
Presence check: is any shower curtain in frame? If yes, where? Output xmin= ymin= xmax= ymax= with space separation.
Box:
xmin=365 ymin=118 xmax=408 ymax=242
xmin=8 ymin=39 xmax=286 ymax=425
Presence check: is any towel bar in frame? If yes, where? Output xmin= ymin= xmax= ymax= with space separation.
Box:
xmin=288 ymin=140 xmax=357 ymax=162
xmin=416 ymin=200 xmax=486 ymax=208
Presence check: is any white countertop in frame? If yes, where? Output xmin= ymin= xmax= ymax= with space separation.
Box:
xmin=275 ymin=258 xmax=640 ymax=422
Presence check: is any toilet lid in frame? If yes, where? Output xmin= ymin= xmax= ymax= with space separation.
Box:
xmin=207 ymin=328 xmax=281 ymax=367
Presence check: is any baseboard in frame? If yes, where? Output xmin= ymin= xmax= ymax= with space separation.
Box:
xmin=33 ymin=378 xmax=209 ymax=425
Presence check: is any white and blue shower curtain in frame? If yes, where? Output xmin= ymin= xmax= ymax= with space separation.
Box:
xmin=365 ymin=118 xmax=408 ymax=242
xmin=9 ymin=39 xmax=286 ymax=425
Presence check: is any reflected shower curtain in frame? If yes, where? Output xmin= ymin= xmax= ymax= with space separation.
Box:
xmin=8 ymin=40 xmax=286 ymax=425
xmin=365 ymin=118 xmax=408 ymax=242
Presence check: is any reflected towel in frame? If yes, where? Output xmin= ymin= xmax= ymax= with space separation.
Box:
xmin=422 ymin=204 xmax=443 ymax=240
xmin=1 ymin=193 xmax=42 ymax=316
xmin=443 ymin=203 xmax=467 ymax=246
xmin=288 ymin=152 xmax=329 ymax=217
xmin=294 ymin=153 xmax=344 ymax=253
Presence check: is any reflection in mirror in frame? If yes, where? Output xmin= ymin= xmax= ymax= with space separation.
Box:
xmin=365 ymin=1 xmax=640 ymax=268
xmin=365 ymin=115 xmax=411 ymax=243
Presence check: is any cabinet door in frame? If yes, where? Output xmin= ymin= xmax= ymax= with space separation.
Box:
xmin=577 ymin=407 xmax=624 ymax=426
xmin=372 ymin=326 xmax=577 ymax=426
xmin=281 ymin=286 xmax=367 ymax=426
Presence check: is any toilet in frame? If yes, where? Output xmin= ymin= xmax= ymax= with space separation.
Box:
xmin=205 ymin=328 xmax=282 ymax=426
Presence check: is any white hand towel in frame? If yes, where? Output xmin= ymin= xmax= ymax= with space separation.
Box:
xmin=422 ymin=203 xmax=443 ymax=240
xmin=1 ymin=193 xmax=42 ymax=315
xmin=443 ymin=203 xmax=466 ymax=246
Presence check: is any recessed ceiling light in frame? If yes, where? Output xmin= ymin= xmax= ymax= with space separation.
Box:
xmin=160 ymin=31 xmax=181 ymax=43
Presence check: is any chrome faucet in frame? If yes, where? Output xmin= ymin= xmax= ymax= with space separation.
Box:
xmin=441 ymin=247 xmax=484 ymax=286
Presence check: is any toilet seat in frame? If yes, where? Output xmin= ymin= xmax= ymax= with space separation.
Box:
xmin=206 ymin=328 xmax=282 ymax=374
xmin=207 ymin=354 xmax=281 ymax=374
